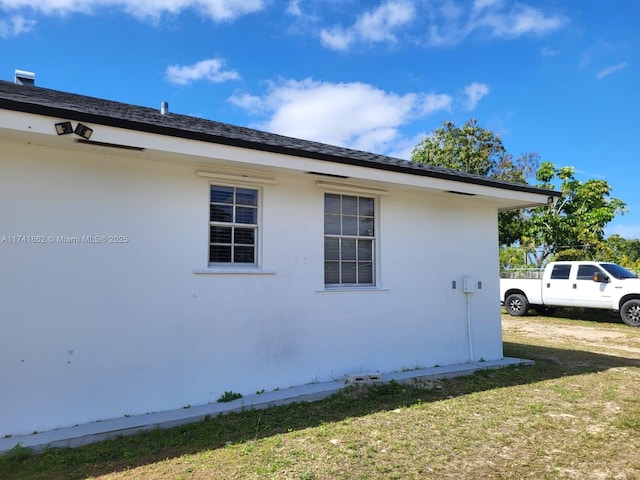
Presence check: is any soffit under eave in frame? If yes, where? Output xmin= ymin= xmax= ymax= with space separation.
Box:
xmin=0 ymin=111 xmax=560 ymax=208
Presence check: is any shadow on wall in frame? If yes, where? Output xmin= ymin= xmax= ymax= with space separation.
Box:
xmin=1 ymin=341 xmax=638 ymax=478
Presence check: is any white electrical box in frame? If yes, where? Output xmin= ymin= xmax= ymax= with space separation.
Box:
xmin=463 ymin=276 xmax=475 ymax=293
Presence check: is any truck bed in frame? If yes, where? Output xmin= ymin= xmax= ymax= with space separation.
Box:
xmin=499 ymin=277 xmax=544 ymax=305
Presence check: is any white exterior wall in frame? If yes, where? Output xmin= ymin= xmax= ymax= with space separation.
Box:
xmin=0 ymin=139 xmax=501 ymax=436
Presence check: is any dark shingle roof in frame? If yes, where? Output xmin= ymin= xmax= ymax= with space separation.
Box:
xmin=0 ymin=80 xmax=558 ymax=197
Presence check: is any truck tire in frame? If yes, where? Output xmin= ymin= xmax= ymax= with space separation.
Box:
xmin=620 ymin=299 xmax=640 ymax=326
xmin=505 ymin=293 xmax=529 ymax=317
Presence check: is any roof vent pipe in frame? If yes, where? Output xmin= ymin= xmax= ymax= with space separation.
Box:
xmin=15 ymin=70 xmax=35 ymax=86
xmin=161 ymin=101 xmax=168 ymax=115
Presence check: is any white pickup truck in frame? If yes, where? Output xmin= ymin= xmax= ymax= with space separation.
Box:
xmin=500 ymin=261 xmax=640 ymax=326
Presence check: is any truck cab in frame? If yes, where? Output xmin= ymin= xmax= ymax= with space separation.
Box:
xmin=545 ymin=262 xmax=615 ymax=308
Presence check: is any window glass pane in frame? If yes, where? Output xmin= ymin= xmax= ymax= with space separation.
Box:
xmin=210 ymin=186 xmax=233 ymax=203
xmin=324 ymin=214 xmax=341 ymax=235
xmin=325 ymin=237 xmax=340 ymax=261
xmin=342 ymin=196 xmax=357 ymax=215
xmin=210 ymin=245 xmax=231 ymax=263
xmin=358 ymin=239 xmax=373 ymax=261
xmin=359 ymin=217 xmax=374 ymax=236
xmin=323 ymin=193 xmax=375 ymax=286
xmin=324 ymin=194 xmax=341 ymax=214
xmin=342 ymin=262 xmax=357 ymax=283
xmin=577 ymin=265 xmax=600 ymax=280
xmin=342 ymin=238 xmax=356 ymax=260
xmin=236 ymin=206 xmax=257 ymax=224
xmin=234 ymin=228 xmax=255 ymax=245
xmin=342 ymin=216 xmax=357 ymax=236
xmin=234 ymin=246 xmax=255 ymax=263
xmin=551 ymin=265 xmax=571 ymax=280
xmin=209 ymin=185 xmax=259 ymax=265
xmin=210 ymin=205 xmax=233 ymax=222
xmin=236 ymin=188 xmax=258 ymax=206
xmin=358 ymin=263 xmax=373 ymax=284
xmin=359 ymin=197 xmax=374 ymax=216
xmin=325 ymin=262 xmax=340 ymax=284
xmin=210 ymin=226 xmax=232 ymax=243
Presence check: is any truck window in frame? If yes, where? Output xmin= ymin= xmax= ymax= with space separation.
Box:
xmin=601 ymin=263 xmax=637 ymax=279
xmin=550 ymin=264 xmax=571 ymax=279
xmin=577 ymin=265 xmax=601 ymax=280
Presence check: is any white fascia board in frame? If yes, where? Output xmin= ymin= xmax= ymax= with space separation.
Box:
xmin=0 ymin=110 xmax=60 ymax=137
xmin=0 ymin=110 xmax=551 ymax=209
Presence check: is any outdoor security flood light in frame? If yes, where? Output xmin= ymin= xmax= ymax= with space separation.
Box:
xmin=55 ymin=121 xmax=93 ymax=139
xmin=55 ymin=121 xmax=73 ymax=135
xmin=74 ymin=123 xmax=93 ymax=140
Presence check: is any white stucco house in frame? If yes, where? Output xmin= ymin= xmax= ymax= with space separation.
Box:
xmin=0 ymin=78 xmax=559 ymax=440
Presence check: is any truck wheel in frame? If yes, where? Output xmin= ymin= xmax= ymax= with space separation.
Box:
xmin=505 ymin=294 xmax=529 ymax=316
xmin=620 ymin=299 xmax=640 ymax=326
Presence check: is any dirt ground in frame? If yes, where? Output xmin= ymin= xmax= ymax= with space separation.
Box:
xmin=502 ymin=314 xmax=640 ymax=359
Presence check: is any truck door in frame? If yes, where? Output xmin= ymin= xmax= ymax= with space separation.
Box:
xmin=571 ymin=263 xmax=612 ymax=308
xmin=543 ymin=264 xmax=574 ymax=307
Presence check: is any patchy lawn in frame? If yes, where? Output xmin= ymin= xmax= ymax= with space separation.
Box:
xmin=2 ymin=311 xmax=639 ymax=479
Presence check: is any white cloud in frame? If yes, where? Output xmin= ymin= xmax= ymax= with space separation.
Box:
xmin=420 ymin=93 xmax=454 ymax=115
xmin=229 ymin=78 xmax=452 ymax=155
xmin=320 ymin=0 xmax=415 ymax=51
xmin=0 ymin=0 xmax=265 ymax=21
xmin=0 ymin=0 xmax=91 ymax=15
xmin=165 ymin=58 xmax=241 ymax=85
xmin=426 ymin=1 xmax=568 ymax=46
xmin=227 ymin=91 xmax=264 ymax=113
xmin=462 ymin=82 xmax=489 ymax=110
xmin=320 ymin=27 xmax=354 ymax=52
xmin=386 ymin=132 xmax=427 ymax=160
xmin=286 ymin=0 xmax=301 ymax=17
xmin=355 ymin=0 xmax=415 ymax=42
xmin=478 ymin=4 xmax=567 ymax=37
xmin=597 ymin=61 xmax=628 ymax=80
xmin=0 ymin=14 xmax=35 ymax=37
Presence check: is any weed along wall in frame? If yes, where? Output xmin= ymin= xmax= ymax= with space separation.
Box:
xmin=0 ymin=137 xmax=502 ymax=438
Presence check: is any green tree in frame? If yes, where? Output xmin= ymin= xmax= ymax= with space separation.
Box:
xmin=608 ymin=235 xmax=640 ymax=262
xmin=411 ymin=119 xmax=538 ymax=182
xmin=521 ymin=162 xmax=627 ymax=266
xmin=595 ymin=234 xmax=640 ymax=272
xmin=411 ymin=120 xmax=627 ymax=264
xmin=411 ymin=119 xmax=539 ymax=244
xmin=499 ymin=246 xmax=529 ymax=271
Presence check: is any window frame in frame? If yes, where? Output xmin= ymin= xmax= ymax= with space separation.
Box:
xmin=208 ymin=183 xmax=262 ymax=268
xmin=323 ymin=191 xmax=378 ymax=288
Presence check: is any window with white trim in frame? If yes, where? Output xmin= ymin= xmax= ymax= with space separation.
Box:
xmin=324 ymin=193 xmax=375 ymax=286
xmin=209 ymin=185 xmax=258 ymax=265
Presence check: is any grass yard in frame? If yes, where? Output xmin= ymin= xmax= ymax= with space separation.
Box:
xmin=2 ymin=310 xmax=639 ymax=479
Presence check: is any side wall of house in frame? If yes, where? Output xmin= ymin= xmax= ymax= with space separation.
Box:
xmin=0 ymin=140 xmax=501 ymax=436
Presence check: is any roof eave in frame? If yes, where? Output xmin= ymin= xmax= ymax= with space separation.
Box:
xmin=0 ymin=92 xmax=561 ymax=200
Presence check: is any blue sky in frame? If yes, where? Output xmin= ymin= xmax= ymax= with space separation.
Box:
xmin=2 ymin=0 xmax=639 ymax=238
